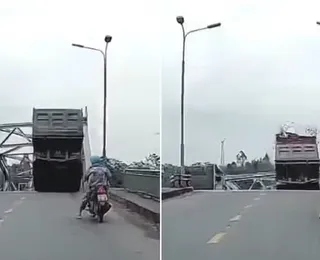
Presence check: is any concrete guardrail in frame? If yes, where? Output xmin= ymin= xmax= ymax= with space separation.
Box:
xmin=123 ymin=168 xmax=160 ymax=199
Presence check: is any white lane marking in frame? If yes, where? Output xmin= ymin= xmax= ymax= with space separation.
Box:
xmin=229 ymin=214 xmax=241 ymax=222
xmin=0 ymin=197 xmax=26 ymax=228
xmin=1 ymin=197 xmax=26 ymax=223
xmin=4 ymin=209 xmax=13 ymax=214
xmin=244 ymin=204 xmax=253 ymax=209
xmin=207 ymin=232 xmax=227 ymax=244
xmin=260 ymin=193 xmax=266 ymax=196
xmin=254 ymin=197 xmax=260 ymax=201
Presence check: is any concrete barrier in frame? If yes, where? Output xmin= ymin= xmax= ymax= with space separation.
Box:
xmin=109 ymin=188 xmax=160 ymax=223
xmin=110 ymin=168 xmax=160 ymax=223
xmin=162 ymin=187 xmax=194 ymax=200
xmin=123 ymin=168 xmax=160 ymax=199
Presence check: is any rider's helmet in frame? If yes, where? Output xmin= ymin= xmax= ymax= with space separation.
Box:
xmin=90 ymin=155 xmax=104 ymax=167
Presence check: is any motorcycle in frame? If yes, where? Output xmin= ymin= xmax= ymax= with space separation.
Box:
xmin=87 ymin=185 xmax=112 ymax=223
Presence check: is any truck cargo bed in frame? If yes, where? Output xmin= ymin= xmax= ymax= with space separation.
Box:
xmin=275 ymin=131 xmax=320 ymax=190
xmin=32 ymin=108 xmax=85 ymax=193
xmin=32 ymin=108 xmax=84 ymax=139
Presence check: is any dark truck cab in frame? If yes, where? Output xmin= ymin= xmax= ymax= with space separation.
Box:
xmin=275 ymin=132 xmax=320 ymax=190
xmin=32 ymin=108 xmax=84 ymax=192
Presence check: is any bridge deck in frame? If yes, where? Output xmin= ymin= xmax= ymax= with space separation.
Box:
xmin=0 ymin=192 xmax=159 ymax=259
xmin=163 ymin=190 xmax=320 ymax=260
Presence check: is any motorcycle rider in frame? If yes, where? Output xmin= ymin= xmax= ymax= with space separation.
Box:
xmin=77 ymin=155 xmax=112 ymax=219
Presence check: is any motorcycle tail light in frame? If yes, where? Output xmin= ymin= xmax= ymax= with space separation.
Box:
xmin=97 ymin=186 xmax=106 ymax=194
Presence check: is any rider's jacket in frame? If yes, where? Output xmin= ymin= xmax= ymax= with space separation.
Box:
xmin=85 ymin=166 xmax=112 ymax=190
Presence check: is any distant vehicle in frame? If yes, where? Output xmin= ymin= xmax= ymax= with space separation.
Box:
xmin=32 ymin=108 xmax=84 ymax=192
xmin=275 ymin=131 xmax=320 ymax=190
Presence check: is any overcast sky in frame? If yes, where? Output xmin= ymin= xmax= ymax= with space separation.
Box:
xmin=2 ymin=0 xmax=320 ymax=166
xmin=161 ymin=0 xmax=320 ymax=165
xmin=0 ymin=0 xmax=160 ymax=163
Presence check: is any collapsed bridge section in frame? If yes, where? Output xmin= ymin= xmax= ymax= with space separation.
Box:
xmin=32 ymin=108 xmax=84 ymax=192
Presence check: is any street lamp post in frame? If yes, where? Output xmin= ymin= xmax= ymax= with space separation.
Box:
xmin=72 ymin=35 xmax=112 ymax=158
xmin=176 ymin=16 xmax=221 ymax=187
xmin=220 ymin=138 xmax=226 ymax=166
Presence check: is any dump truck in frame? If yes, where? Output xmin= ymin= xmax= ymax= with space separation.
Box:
xmin=275 ymin=131 xmax=320 ymax=190
xmin=32 ymin=108 xmax=84 ymax=192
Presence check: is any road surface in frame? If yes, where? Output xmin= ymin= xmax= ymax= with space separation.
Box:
xmin=0 ymin=192 xmax=159 ymax=260
xmin=162 ymin=190 xmax=320 ymax=260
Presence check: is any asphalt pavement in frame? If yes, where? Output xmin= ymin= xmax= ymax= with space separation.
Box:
xmin=162 ymin=190 xmax=320 ymax=260
xmin=0 ymin=192 xmax=159 ymax=260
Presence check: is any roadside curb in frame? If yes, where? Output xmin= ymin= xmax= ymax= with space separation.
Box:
xmin=162 ymin=187 xmax=194 ymax=200
xmin=109 ymin=190 xmax=160 ymax=224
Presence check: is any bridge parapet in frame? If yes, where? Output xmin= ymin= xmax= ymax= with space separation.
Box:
xmin=123 ymin=168 xmax=160 ymax=200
